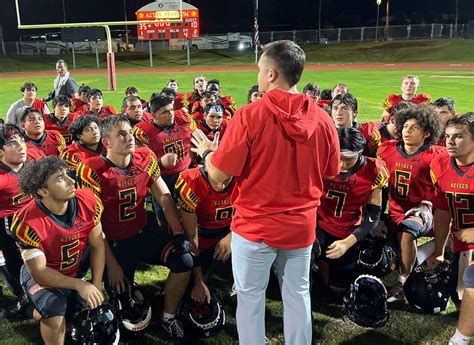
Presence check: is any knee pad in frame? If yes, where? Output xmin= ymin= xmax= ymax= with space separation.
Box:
xmin=166 ymin=251 xmax=194 ymax=273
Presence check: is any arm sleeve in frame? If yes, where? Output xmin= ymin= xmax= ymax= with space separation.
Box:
xmin=352 ymin=204 xmax=382 ymax=241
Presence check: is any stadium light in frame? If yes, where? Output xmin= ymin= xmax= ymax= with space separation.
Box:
xmin=375 ymin=0 xmax=381 ymax=41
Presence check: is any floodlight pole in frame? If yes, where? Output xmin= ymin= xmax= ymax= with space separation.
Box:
xmin=384 ymin=0 xmax=390 ymax=40
xmin=454 ymin=0 xmax=459 ymax=37
xmin=375 ymin=0 xmax=381 ymax=41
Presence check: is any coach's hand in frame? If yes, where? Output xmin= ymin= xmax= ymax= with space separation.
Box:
xmin=77 ymin=280 xmax=104 ymax=309
xmin=214 ymin=233 xmax=231 ymax=261
xmin=191 ymin=280 xmax=211 ymax=304
xmin=454 ymin=228 xmax=474 ymax=244
xmin=107 ymin=262 xmax=127 ymax=294
xmin=191 ymin=129 xmax=219 ymax=157
xmin=160 ymin=153 xmax=178 ymax=168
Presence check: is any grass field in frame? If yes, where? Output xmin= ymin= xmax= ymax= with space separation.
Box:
xmin=0 ymin=39 xmax=473 ymax=344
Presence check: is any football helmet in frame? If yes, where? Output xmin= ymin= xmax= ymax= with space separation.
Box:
xmin=404 ymin=261 xmax=451 ymax=314
xmin=357 ymin=237 xmax=398 ymax=277
xmin=70 ymin=304 xmax=120 ymax=345
xmin=178 ymin=290 xmax=226 ymax=338
xmin=109 ymin=283 xmax=152 ymax=336
xmin=343 ymin=274 xmax=389 ymax=328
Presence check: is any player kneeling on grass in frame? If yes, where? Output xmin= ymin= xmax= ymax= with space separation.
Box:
xmin=175 ymin=153 xmax=236 ymax=305
xmin=315 ymin=127 xmax=389 ymax=297
xmin=377 ymin=104 xmax=445 ymax=302
xmin=11 ymin=156 xmax=105 ymax=345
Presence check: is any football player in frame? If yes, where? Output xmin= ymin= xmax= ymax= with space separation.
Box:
xmin=61 ymin=115 xmax=104 ymax=180
xmin=247 ymin=85 xmax=262 ymax=103
xmin=181 ymin=74 xmax=207 ymax=111
xmin=331 ymin=83 xmax=348 ymax=99
xmin=378 ymin=104 xmax=445 ymax=302
xmin=11 ymin=156 xmax=105 ymax=344
xmin=381 ymin=75 xmax=432 ymax=122
xmin=71 ymin=84 xmax=90 ymax=113
xmin=316 ymin=127 xmax=389 ymax=295
xmin=125 ymin=86 xmax=147 ymax=110
xmin=195 ymin=102 xmax=228 ymax=141
xmin=175 ymin=163 xmax=235 ymax=304
xmin=21 ymin=107 xmax=66 ymax=156
xmin=76 ymin=116 xmax=192 ymax=343
xmin=303 ymin=83 xmax=320 ymax=104
xmin=331 ymin=93 xmax=381 ymax=157
xmin=0 ymin=124 xmax=44 ymax=321
xmin=120 ymin=95 xmax=152 ymax=127
xmin=191 ymin=90 xmax=219 ymax=121
xmin=44 ymin=95 xmax=79 ymax=145
xmin=428 ymin=114 xmax=473 ymax=311
xmin=76 ymin=89 xmax=116 ymax=121
xmin=433 ymin=97 xmax=457 ymax=146
xmin=205 ymin=79 xmax=237 ymax=118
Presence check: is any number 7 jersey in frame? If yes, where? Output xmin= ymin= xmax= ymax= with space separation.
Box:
xmin=76 ymin=147 xmax=161 ymax=241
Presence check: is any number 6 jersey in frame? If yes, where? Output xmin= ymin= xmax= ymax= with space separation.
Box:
xmin=76 ymin=147 xmax=160 ymax=241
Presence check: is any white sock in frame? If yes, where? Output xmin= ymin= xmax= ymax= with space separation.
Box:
xmin=450 ymin=328 xmax=471 ymax=345
xmin=162 ymin=312 xmax=175 ymax=321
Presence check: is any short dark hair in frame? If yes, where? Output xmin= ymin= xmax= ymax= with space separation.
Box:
xmin=20 ymin=107 xmax=43 ymax=123
xmin=69 ymin=115 xmax=100 ymax=141
xmin=332 ymin=93 xmax=358 ymax=114
xmin=100 ymin=116 xmax=130 ymax=139
xmin=18 ymin=156 xmax=67 ymax=197
xmin=160 ymin=87 xmax=178 ymax=99
xmin=433 ymin=97 xmax=455 ymax=112
xmin=167 ymin=78 xmax=178 ymax=85
xmin=389 ymin=101 xmax=412 ymax=116
xmin=207 ymin=79 xmax=220 ymax=86
xmin=52 ymin=95 xmax=71 ymax=108
xmin=260 ymin=40 xmax=305 ymax=87
xmin=0 ymin=124 xmax=24 ymax=148
xmin=446 ymin=113 xmax=474 ymax=139
xmin=87 ymin=89 xmax=103 ymax=101
xmin=201 ymin=91 xmax=218 ymax=101
xmin=20 ymin=82 xmax=37 ymax=93
xmin=320 ymin=89 xmax=332 ymax=101
xmin=303 ymin=83 xmax=320 ymax=96
xmin=247 ymin=85 xmax=259 ymax=103
xmin=149 ymin=95 xmax=174 ymax=114
xmin=338 ymin=127 xmax=366 ymax=152
xmin=125 ymin=86 xmax=138 ymax=95
xmin=122 ymin=95 xmax=141 ymax=110
xmin=78 ymin=84 xmax=91 ymax=95
xmin=395 ymin=104 xmax=443 ymax=144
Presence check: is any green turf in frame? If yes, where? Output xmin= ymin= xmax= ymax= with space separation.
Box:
xmin=1 ymin=68 xmax=473 ymax=121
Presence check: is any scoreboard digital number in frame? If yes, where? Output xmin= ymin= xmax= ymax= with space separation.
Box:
xmin=136 ymin=9 xmax=200 ymax=40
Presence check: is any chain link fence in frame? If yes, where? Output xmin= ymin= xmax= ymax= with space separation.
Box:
xmin=1 ymin=22 xmax=471 ymax=56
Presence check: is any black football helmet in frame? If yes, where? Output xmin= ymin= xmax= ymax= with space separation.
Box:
xmin=178 ymin=290 xmax=226 ymax=338
xmin=70 ymin=304 xmax=120 ymax=345
xmin=357 ymin=237 xmax=398 ymax=277
xmin=404 ymin=261 xmax=451 ymax=314
xmin=343 ymin=274 xmax=389 ymax=328
xmin=109 ymin=283 xmax=152 ymax=336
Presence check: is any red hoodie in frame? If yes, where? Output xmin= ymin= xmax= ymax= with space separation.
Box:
xmin=211 ymin=88 xmax=340 ymax=249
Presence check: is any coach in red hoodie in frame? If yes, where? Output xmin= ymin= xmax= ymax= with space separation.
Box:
xmin=192 ymin=40 xmax=340 ymax=344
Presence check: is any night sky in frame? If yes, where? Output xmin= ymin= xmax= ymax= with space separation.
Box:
xmin=1 ymin=0 xmax=473 ymax=41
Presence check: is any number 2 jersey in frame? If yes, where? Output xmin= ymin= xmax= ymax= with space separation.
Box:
xmin=378 ymin=140 xmax=446 ymax=226
xmin=76 ymin=147 xmax=160 ymax=241
xmin=431 ymin=151 xmax=474 ymax=253
xmin=11 ymin=188 xmax=102 ymax=277
xmin=175 ymin=167 xmax=235 ymax=252
xmin=133 ymin=110 xmax=195 ymax=176
xmin=317 ymin=156 xmax=389 ymax=239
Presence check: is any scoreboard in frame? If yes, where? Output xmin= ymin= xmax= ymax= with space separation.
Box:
xmin=136 ymin=9 xmax=200 ymax=40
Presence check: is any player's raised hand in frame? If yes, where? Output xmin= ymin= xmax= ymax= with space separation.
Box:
xmin=160 ymin=152 xmax=178 ymax=168
xmin=191 ymin=129 xmax=219 ymax=157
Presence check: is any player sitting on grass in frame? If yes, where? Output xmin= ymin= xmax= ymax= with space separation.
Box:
xmin=377 ymin=104 xmax=445 ymax=302
xmin=11 ymin=156 xmax=105 ymax=345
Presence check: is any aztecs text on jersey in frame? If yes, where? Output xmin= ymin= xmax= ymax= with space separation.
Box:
xmin=76 ymin=147 xmax=160 ymax=241
xmin=44 ymin=113 xmax=79 ymax=146
xmin=317 ymin=156 xmax=389 ymax=239
xmin=133 ymin=110 xmax=195 ymax=176
xmin=431 ymin=151 xmax=474 ymax=253
xmin=25 ymin=130 xmax=66 ymax=156
xmin=378 ymin=140 xmax=446 ymax=225
xmin=11 ymin=189 xmax=102 ymax=277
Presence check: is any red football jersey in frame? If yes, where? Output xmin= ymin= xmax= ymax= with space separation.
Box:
xmin=32 ymin=98 xmax=48 ymax=114
xmin=431 ymin=152 xmax=474 ymax=253
xmin=77 ymin=105 xmax=117 ymax=121
xmin=378 ymin=140 xmax=446 ymax=226
xmin=44 ymin=113 xmax=79 ymax=146
xmin=76 ymin=147 xmax=160 ymax=241
xmin=133 ymin=110 xmax=195 ymax=176
xmin=61 ymin=142 xmax=106 ymax=174
xmin=25 ymin=130 xmax=66 ymax=156
xmin=0 ymin=150 xmax=45 ymax=218
xmin=174 ymin=93 xmax=186 ymax=110
xmin=71 ymin=98 xmax=88 ymax=113
xmin=195 ymin=119 xmax=228 ymax=141
xmin=383 ymin=93 xmax=432 ymax=113
xmin=355 ymin=122 xmax=382 ymax=157
xmin=176 ymin=167 xmax=235 ymax=252
xmin=191 ymin=100 xmax=233 ymax=121
xmin=317 ymin=157 xmax=389 ymax=239
xmin=11 ymin=189 xmax=102 ymax=277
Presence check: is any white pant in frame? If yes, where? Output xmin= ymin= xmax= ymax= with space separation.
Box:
xmin=231 ymin=232 xmax=312 ymax=345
